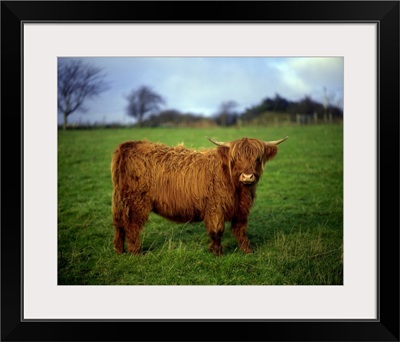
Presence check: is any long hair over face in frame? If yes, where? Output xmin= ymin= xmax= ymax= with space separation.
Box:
xmin=226 ymin=138 xmax=278 ymax=186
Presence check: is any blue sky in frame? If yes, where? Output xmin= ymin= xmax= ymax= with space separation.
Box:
xmin=58 ymin=57 xmax=343 ymax=125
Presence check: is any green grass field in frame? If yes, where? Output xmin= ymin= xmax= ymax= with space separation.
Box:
xmin=58 ymin=125 xmax=343 ymax=285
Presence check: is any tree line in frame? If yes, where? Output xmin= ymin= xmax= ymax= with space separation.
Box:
xmin=58 ymin=59 xmax=343 ymax=130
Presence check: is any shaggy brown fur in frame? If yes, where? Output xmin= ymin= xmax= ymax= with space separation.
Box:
xmin=111 ymin=137 xmax=281 ymax=255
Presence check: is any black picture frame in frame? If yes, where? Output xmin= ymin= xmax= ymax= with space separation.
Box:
xmin=1 ymin=1 xmax=399 ymax=341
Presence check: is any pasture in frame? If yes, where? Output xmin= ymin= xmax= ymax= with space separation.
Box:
xmin=58 ymin=125 xmax=343 ymax=285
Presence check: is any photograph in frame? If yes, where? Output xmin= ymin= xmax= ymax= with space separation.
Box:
xmin=1 ymin=1 xmax=399 ymax=341
xmin=57 ymin=56 xmax=344 ymax=286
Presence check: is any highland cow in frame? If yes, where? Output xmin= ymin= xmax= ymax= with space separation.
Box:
xmin=111 ymin=136 xmax=288 ymax=256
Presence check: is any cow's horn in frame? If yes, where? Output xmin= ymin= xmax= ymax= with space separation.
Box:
xmin=264 ymin=136 xmax=289 ymax=146
xmin=205 ymin=137 xmax=230 ymax=147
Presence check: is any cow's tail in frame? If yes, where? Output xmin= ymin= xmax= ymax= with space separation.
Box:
xmin=111 ymin=145 xmax=126 ymax=253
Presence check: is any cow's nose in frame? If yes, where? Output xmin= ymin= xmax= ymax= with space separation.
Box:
xmin=240 ymin=173 xmax=255 ymax=184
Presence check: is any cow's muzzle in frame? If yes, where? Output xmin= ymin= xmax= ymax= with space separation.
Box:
xmin=239 ymin=173 xmax=256 ymax=185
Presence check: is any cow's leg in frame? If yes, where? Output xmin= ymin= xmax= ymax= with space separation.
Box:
xmin=112 ymin=190 xmax=126 ymax=254
xmin=113 ymin=226 xmax=125 ymax=254
xmin=204 ymin=213 xmax=225 ymax=256
xmin=125 ymin=199 xmax=152 ymax=255
xmin=231 ymin=217 xmax=252 ymax=253
xmin=125 ymin=227 xmax=142 ymax=255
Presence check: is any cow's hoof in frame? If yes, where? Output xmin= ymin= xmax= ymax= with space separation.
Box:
xmin=127 ymin=246 xmax=142 ymax=255
xmin=114 ymin=243 xmax=125 ymax=254
xmin=209 ymin=245 xmax=223 ymax=256
xmin=242 ymin=248 xmax=253 ymax=254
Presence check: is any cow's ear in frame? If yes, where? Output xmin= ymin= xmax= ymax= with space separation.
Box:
xmin=263 ymin=144 xmax=278 ymax=162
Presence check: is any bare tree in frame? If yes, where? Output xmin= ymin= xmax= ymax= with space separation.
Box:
xmin=125 ymin=86 xmax=165 ymax=127
xmin=216 ymin=100 xmax=238 ymax=126
xmin=58 ymin=59 xmax=108 ymax=130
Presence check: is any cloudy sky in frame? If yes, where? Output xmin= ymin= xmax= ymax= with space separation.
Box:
xmin=58 ymin=57 xmax=343 ymax=125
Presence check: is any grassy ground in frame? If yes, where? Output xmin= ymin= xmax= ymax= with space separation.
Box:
xmin=58 ymin=124 xmax=343 ymax=285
